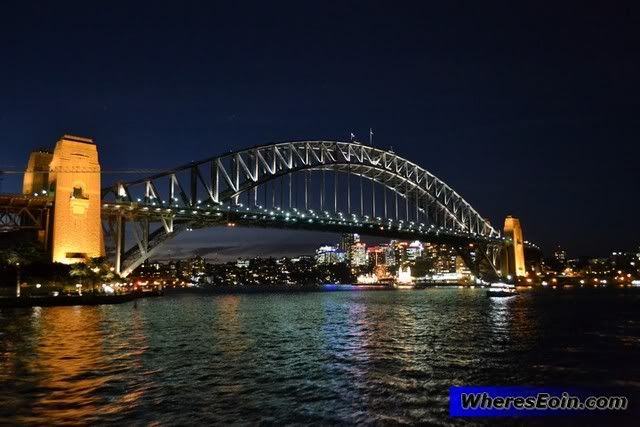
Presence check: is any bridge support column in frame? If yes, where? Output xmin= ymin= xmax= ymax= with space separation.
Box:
xmin=48 ymin=135 xmax=105 ymax=264
xmin=372 ymin=178 xmax=376 ymax=217
xmin=456 ymin=243 xmax=501 ymax=282
xmin=115 ymin=213 xmax=125 ymax=276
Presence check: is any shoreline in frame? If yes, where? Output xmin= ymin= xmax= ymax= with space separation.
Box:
xmin=0 ymin=293 xmax=138 ymax=308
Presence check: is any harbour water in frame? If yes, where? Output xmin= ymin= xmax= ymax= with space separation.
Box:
xmin=1 ymin=288 xmax=639 ymax=425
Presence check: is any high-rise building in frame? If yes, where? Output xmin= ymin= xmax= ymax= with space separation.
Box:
xmin=406 ymin=240 xmax=423 ymax=261
xmin=367 ymin=245 xmax=384 ymax=266
xmin=393 ymin=240 xmax=409 ymax=264
xmin=432 ymin=244 xmax=457 ymax=274
xmin=368 ymin=244 xmax=396 ymax=268
xmin=339 ymin=233 xmax=359 ymax=253
xmin=384 ymin=245 xmax=396 ymax=267
xmin=350 ymin=242 xmax=368 ymax=267
xmin=315 ymin=245 xmax=346 ymax=265
xmin=455 ymin=255 xmax=471 ymax=279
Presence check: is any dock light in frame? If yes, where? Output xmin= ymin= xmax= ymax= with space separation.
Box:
xmin=35 ymin=283 xmax=41 ymax=289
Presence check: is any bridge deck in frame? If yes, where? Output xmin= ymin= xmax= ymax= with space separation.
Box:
xmin=0 ymin=193 xmax=53 ymax=208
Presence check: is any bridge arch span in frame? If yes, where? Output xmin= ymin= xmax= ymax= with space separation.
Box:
xmin=101 ymin=141 xmax=500 ymax=276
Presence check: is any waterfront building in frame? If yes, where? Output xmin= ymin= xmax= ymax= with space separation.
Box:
xmin=455 ymin=255 xmax=472 ymax=281
xmin=384 ymin=244 xmax=396 ymax=267
xmin=367 ymin=245 xmax=385 ymax=266
xmin=393 ymin=240 xmax=409 ymax=264
xmin=315 ymin=245 xmax=346 ymax=265
xmin=339 ymin=233 xmax=359 ymax=254
xmin=406 ymin=240 xmax=423 ymax=261
xmin=397 ymin=266 xmax=413 ymax=284
xmin=350 ymin=242 xmax=368 ymax=267
xmin=426 ymin=244 xmax=457 ymax=275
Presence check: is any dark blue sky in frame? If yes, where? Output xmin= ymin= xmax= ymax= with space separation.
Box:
xmin=1 ymin=1 xmax=639 ymax=258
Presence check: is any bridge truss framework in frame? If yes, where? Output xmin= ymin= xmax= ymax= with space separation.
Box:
xmin=101 ymin=141 xmax=506 ymax=278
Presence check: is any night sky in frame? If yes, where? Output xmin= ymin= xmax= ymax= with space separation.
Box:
xmin=1 ymin=1 xmax=639 ymax=259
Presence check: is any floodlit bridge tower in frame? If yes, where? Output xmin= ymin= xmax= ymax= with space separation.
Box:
xmin=22 ymin=135 xmax=105 ymax=264
xmin=501 ymin=215 xmax=526 ymax=278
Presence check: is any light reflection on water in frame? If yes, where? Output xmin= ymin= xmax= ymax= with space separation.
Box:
xmin=1 ymin=289 xmax=639 ymax=425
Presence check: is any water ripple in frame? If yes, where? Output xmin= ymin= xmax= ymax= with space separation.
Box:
xmin=1 ymin=289 xmax=639 ymax=425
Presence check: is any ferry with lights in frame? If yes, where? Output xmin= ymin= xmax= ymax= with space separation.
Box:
xmin=486 ymin=282 xmax=518 ymax=297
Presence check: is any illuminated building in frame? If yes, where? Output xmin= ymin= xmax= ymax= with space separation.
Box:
xmin=501 ymin=216 xmax=526 ymax=277
xmin=367 ymin=243 xmax=398 ymax=268
xmin=397 ymin=266 xmax=413 ymax=284
xmin=393 ymin=240 xmax=409 ymax=263
xmin=367 ymin=245 xmax=384 ymax=266
xmin=350 ymin=242 xmax=368 ymax=267
xmin=426 ymin=243 xmax=457 ymax=274
xmin=554 ymin=245 xmax=567 ymax=265
xmin=236 ymin=258 xmax=250 ymax=268
xmin=315 ymin=245 xmax=346 ymax=265
xmin=356 ymin=273 xmax=378 ymax=284
xmin=188 ymin=256 xmax=207 ymax=275
xmin=339 ymin=233 xmax=359 ymax=254
xmin=384 ymin=244 xmax=396 ymax=267
xmin=406 ymin=240 xmax=423 ymax=261
xmin=455 ymin=256 xmax=470 ymax=275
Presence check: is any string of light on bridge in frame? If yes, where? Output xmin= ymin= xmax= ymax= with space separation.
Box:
xmin=0 ymin=169 xmax=166 ymax=174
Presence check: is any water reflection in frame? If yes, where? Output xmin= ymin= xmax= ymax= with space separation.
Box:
xmin=0 ymin=289 xmax=639 ymax=425
xmin=489 ymin=295 xmax=512 ymax=334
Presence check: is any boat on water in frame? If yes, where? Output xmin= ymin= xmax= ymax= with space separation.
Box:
xmin=486 ymin=282 xmax=518 ymax=297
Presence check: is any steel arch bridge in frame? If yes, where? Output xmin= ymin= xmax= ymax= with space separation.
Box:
xmin=101 ymin=141 xmax=505 ymax=278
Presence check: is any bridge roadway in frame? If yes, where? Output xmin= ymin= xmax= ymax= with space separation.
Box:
xmin=101 ymin=200 xmax=505 ymax=247
xmin=100 ymin=200 xmax=514 ymax=278
xmin=0 ymin=193 xmax=52 ymax=233
xmin=0 ymin=192 xmax=509 ymax=247
xmin=0 ymin=194 xmax=539 ymax=280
